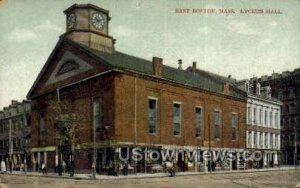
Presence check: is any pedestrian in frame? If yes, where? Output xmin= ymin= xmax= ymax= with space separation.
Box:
xmin=62 ymin=160 xmax=66 ymax=173
xmin=1 ymin=159 xmax=6 ymax=173
xmin=123 ymin=161 xmax=128 ymax=176
xmin=41 ymin=163 xmax=47 ymax=174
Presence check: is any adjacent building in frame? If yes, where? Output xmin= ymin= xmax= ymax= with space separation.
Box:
xmin=259 ymin=69 xmax=300 ymax=165
xmin=238 ymin=79 xmax=282 ymax=168
xmin=0 ymin=100 xmax=31 ymax=170
xmin=27 ymin=4 xmax=247 ymax=174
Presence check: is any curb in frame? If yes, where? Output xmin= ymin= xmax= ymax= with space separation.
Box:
xmin=3 ymin=167 xmax=299 ymax=181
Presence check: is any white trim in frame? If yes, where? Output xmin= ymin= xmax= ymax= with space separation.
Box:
xmin=173 ymin=102 xmax=182 ymax=137
xmin=148 ymin=96 xmax=158 ymax=100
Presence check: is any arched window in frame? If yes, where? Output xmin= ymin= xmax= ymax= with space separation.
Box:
xmin=57 ymin=59 xmax=79 ymax=75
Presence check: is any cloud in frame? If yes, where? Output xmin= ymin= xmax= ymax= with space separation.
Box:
xmin=198 ymin=26 xmax=212 ymax=35
xmin=269 ymin=21 xmax=277 ymax=27
xmin=113 ymin=25 xmax=136 ymax=37
xmin=262 ymin=38 xmax=272 ymax=44
xmin=227 ymin=20 xmax=260 ymax=35
xmin=34 ymin=20 xmax=64 ymax=33
xmin=7 ymin=27 xmax=37 ymax=42
xmin=6 ymin=20 xmax=63 ymax=42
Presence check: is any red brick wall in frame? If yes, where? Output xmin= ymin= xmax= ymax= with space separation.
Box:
xmin=31 ymin=74 xmax=115 ymax=148
xmin=114 ymin=73 xmax=246 ymax=149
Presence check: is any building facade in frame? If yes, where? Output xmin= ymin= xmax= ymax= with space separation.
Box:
xmin=238 ymin=79 xmax=282 ymax=168
xmin=259 ymin=69 xmax=300 ymax=165
xmin=0 ymin=100 xmax=31 ymax=171
xmin=27 ymin=4 xmax=248 ymax=174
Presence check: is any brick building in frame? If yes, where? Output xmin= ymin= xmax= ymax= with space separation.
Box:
xmin=27 ymin=4 xmax=247 ymax=174
xmin=259 ymin=69 xmax=300 ymax=165
xmin=0 ymin=100 xmax=31 ymax=171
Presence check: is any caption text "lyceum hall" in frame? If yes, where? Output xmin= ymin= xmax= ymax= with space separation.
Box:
xmin=175 ymin=8 xmax=282 ymax=15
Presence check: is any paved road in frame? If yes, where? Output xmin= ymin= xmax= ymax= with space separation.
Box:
xmin=0 ymin=169 xmax=299 ymax=188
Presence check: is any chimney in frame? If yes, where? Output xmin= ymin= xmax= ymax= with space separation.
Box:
xmin=178 ymin=59 xmax=182 ymax=70
xmin=152 ymin=57 xmax=163 ymax=77
xmin=11 ymin=100 xmax=18 ymax=106
xmin=253 ymin=79 xmax=257 ymax=95
xmin=223 ymin=83 xmax=230 ymax=95
xmin=192 ymin=61 xmax=197 ymax=73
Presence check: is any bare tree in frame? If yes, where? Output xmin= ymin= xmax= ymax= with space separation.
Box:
xmin=49 ymin=100 xmax=83 ymax=177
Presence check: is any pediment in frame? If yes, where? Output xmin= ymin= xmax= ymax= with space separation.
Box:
xmin=45 ymin=50 xmax=93 ymax=86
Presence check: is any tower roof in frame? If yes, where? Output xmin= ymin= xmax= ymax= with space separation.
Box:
xmin=64 ymin=3 xmax=109 ymax=14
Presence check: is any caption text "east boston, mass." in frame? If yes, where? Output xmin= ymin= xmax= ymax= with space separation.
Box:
xmin=175 ymin=8 xmax=282 ymax=15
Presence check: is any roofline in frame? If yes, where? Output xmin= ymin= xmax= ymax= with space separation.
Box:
xmin=58 ymin=70 xmax=113 ymax=91
xmin=247 ymin=93 xmax=283 ymax=106
xmin=26 ymin=38 xmax=65 ymax=99
xmin=26 ymin=36 xmax=115 ymax=99
xmin=64 ymin=4 xmax=109 ymax=14
xmin=117 ymin=69 xmax=247 ymax=102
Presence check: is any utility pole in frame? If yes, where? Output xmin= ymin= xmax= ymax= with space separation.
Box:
xmin=9 ymin=119 xmax=12 ymax=173
xmin=295 ymin=125 xmax=298 ymax=168
xmin=92 ymin=114 xmax=96 ymax=179
xmin=208 ymin=114 xmax=212 ymax=173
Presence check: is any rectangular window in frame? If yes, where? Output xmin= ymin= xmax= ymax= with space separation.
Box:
xmin=264 ymin=132 xmax=267 ymax=147
xmin=253 ymin=132 xmax=257 ymax=147
xmin=93 ymin=98 xmax=102 ymax=133
xmin=39 ymin=111 xmax=46 ymax=144
xmin=265 ymin=110 xmax=268 ymax=126
xmin=231 ymin=113 xmax=238 ymax=141
xmin=275 ymin=112 xmax=278 ymax=128
xmin=248 ymin=131 xmax=252 ymax=147
xmin=148 ymin=99 xmax=157 ymax=134
xmin=247 ymin=107 xmax=251 ymax=123
xmin=214 ymin=110 xmax=221 ymax=139
xmin=270 ymin=133 xmax=273 ymax=148
xmin=195 ymin=107 xmax=202 ymax=137
xmin=269 ymin=111 xmax=272 ymax=127
xmin=259 ymin=109 xmax=263 ymax=125
xmin=253 ymin=108 xmax=256 ymax=124
xmin=173 ymin=103 xmax=181 ymax=136
xmin=260 ymin=133 xmax=263 ymax=148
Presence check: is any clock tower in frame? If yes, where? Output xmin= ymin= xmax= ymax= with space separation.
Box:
xmin=63 ymin=4 xmax=116 ymax=53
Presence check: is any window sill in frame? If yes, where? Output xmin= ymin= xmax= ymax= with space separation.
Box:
xmin=173 ymin=135 xmax=181 ymax=138
xmin=149 ymin=132 xmax=157 ymax=136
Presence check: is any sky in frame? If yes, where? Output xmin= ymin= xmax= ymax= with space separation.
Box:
xmin=0 ymin=0 xmax=299 ymax=109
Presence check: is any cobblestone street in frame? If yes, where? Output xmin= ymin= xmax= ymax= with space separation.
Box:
xmin=0 ymin=169 xmax=299 ymax=188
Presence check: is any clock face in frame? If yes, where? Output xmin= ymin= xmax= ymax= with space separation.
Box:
xmin=67 ymin=13 xmax=76 ymax=29
xmin=91 ymin=13 xmax=105 ymax=30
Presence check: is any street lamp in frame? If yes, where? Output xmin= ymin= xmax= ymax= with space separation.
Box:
xmin=208 ymin=114 xmax=212 ymax=173
xmin=92 ymin=117 xmax=96 ymax=179
xmin=9 ymin=119 xmax=12 ymax=173
xmin=295 ymin=125 xmax=298 ymax=168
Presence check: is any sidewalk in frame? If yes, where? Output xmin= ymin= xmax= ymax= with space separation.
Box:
xmin=4 ymin=166 xmax=299 ymax=180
